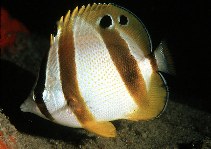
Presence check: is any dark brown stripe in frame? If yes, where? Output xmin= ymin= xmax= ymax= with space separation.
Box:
xmin=147 ymin=53 xmax=158 ymax=71
xmin=34 ymin=51 xmax=54 ymax=120
xmin=100 ymin=29 xmax=148 ymax=108
xmin=58 ymin=12 xmax=94 ymax=124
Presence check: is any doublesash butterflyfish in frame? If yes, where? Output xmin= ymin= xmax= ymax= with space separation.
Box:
xmin=20 ymin=3 xmax=174 ymax=137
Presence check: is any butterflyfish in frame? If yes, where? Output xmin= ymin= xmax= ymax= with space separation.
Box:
xmin=20 ymin=3 xmax=174 ymax=138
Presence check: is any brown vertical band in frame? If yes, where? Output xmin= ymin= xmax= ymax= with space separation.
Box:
xmin=34 ymin=51 xmax=54 ymax=121
xmin=58 ymin=10 xmax=95 ymax=124
xmin=100 ymin=29 xmax=148 ymax=108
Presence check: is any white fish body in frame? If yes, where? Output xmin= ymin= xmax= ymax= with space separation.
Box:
xmin=20 ymin=3 xmax=174 ymax=137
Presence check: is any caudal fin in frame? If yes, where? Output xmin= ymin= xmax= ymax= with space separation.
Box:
xmin=154 ymin=41 xmax=175 ymax=75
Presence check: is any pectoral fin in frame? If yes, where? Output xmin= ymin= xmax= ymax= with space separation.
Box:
xmin=84 ymin=121 xmax=116 ymax=137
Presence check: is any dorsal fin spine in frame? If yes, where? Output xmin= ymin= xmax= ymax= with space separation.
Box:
xmin=50 ymin=34 xmax=54 ymax=46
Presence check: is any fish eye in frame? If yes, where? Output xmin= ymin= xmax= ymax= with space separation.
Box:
xmin=118 ymin=15 xmax=128 ymax=25
xmin=99 ymin=15 xmax=113 ymax=29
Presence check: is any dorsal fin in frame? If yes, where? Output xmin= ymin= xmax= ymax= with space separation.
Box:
xmin=50 ymin=34 xmax=54 ymax=46
xmin=75 ymin=3 xmax=151 ymax=58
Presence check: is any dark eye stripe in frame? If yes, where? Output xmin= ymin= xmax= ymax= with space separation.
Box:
xmin=34 ymin=51 xmax=54 ymax=121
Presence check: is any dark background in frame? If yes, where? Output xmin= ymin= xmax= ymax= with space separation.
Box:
xmin=1 ymin=0 xmax=211 ymax=115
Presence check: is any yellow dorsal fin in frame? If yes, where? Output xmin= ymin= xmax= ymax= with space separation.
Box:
xmin=78 ymin=5 xmax=86 ymax=15
xmin=76 ymin=3 xmax=151 ymax=57
xmin=84 ymin=121 xmax=116 ymax=137
xmin=57 ymin=16 xmax=64 ymax=31
xmin=63 ymin=10 xmax=70 ymax=26
xmin=50 ymin=34 xmax=54 ymax=46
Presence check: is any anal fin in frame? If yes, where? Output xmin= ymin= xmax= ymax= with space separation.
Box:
xmin=127 ymin=72 xmax=167 ymax=121
xmin=84 ymin=121 xmax=116 ymax=138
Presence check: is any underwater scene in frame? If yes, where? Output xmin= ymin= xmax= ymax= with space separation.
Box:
xmin=1 ymin=0 xmax=210 ymax=148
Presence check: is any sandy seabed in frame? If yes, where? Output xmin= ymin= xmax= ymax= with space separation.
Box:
xmin=0 ymin=34 xmax=211 ymax=149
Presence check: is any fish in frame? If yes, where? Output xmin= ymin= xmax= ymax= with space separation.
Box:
xmin=20 ymin=3 xmax=174 ymax=138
